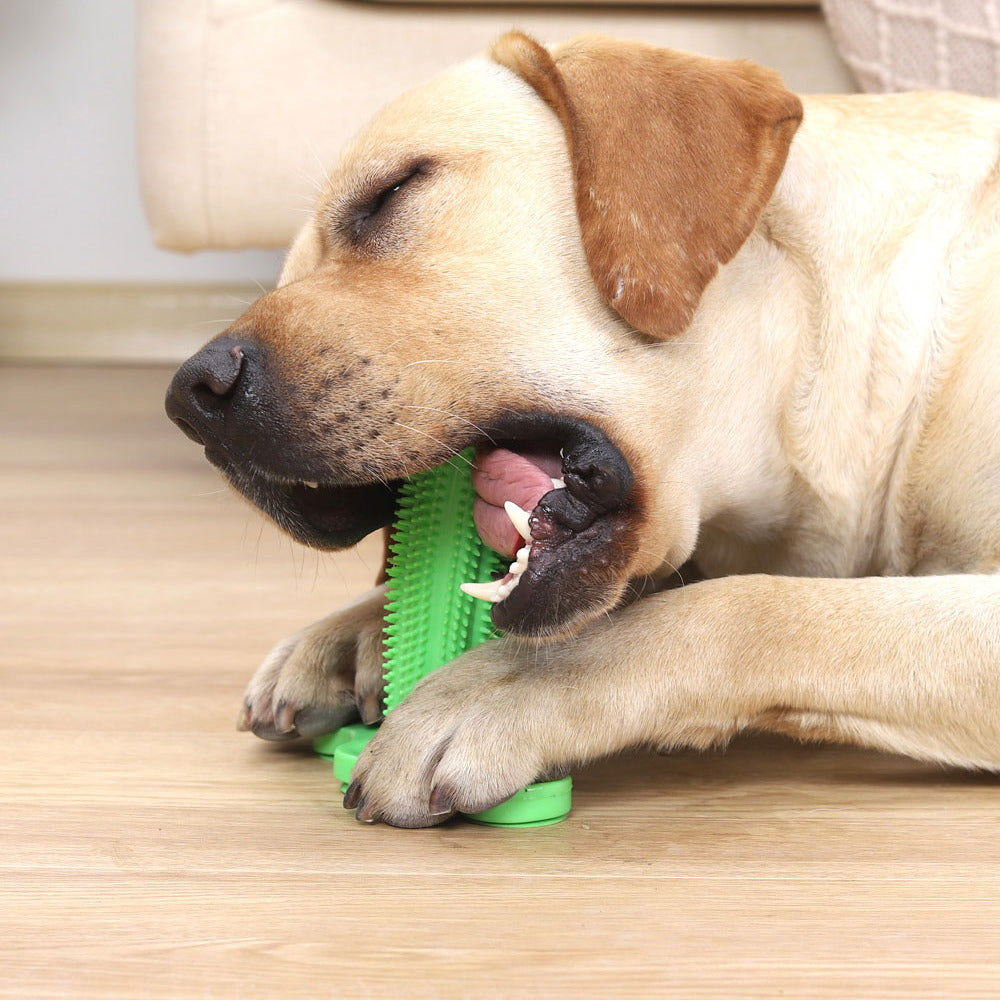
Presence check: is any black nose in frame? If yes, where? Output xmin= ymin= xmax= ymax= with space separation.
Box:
xmin=165 ymin=336 xmax=247 ymax=446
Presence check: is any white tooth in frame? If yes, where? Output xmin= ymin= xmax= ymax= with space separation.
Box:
xmin=303 ymin=481 xmax=319 ymax=489
xmin=460 ymin=581 xmax=501 ymax=603
xmin=503 ymin=500 xmax=533 ymax=542
xmin=550 ymin=477 xmax=565 ymax=490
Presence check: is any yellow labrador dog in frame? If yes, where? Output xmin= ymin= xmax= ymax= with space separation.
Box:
xmin=166 ymin=32 xmax=1000 ymax=827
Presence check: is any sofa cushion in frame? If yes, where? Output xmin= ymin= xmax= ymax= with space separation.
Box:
xmin=137 ymin=0 xmax=850 ymax=251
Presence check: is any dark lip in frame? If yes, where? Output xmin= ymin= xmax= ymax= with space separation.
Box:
xmin=204 ymin=411 xmax=639 ymax=636
xmin=479 ymin=414 xmax=638 ymax=636
xmin=491 ymin=512 xmax=636 ymax=636
xmin=205 ymin=447 xmax=400 ymax=550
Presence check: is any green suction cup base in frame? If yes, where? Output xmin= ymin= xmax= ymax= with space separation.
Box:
xmin=318 ymin=726 xmax=572 ymax=828
xmin=313 ymin=724 xmax=378 ymax=784
xmin=466 ymin=776 xmax=573 ymax=828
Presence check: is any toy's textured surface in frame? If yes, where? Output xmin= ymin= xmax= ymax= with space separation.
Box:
xmin=315 ymin=449 xmax=572 ymax=827
xmin=382 ymin=450 xmax=503 ymax=711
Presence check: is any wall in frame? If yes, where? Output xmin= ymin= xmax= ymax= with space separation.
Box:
xmin=0 ymin=1 xmax=284 ymax=284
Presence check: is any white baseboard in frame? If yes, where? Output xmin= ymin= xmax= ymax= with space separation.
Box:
xmin=0 ymin=283 xmax=265 ymax=364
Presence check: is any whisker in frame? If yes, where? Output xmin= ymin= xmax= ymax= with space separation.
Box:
xmin=354 ymin=541 xmax=379 ymax=581
xmin=293 ymin=167 xmax=325 ymax=198
xmin=400 ymin=405 xmax=498 ymax=445
xmin=401 ymin=358 xmax=460 ymax=369
xmin=359 ymin=461 xmax=393 ymax=491
xmin=381 ymin=334 xmax=409 ymax=354
xmin=630 ymin=546 xmax=692 ymax=590
xmin=391 ymin=421 xmax=469 ymax=466
xmin=254 ymin=518 xmax=264 ymax=572
xmin=295 ymin=127 xmax=332 ymax=193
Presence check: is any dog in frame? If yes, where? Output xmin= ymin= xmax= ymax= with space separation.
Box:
xmin=166 ymin=32 xmax=1000 ymax=827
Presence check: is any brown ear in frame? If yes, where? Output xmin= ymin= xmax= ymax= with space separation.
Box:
xmin=492 ymin=32 xmax=803 ymax=338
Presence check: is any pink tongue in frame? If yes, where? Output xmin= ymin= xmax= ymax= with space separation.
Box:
xmin=472 ymin=448 xmax=562 ymax=558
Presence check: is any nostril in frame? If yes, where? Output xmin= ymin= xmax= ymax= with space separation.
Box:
xmin=196 ymin=344 xmax=244 ymax=399
xmin=166 ymin=336 xmax=252 ymax=444
xmin=172 ymin=416 xmax=206 ymax=446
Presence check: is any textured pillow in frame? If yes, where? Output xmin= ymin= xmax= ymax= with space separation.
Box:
xmin=822 ymin=0 xmax=1000 ymax=96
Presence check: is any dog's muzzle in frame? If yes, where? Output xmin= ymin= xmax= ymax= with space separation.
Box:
xmin=167 ymin=338 xmax=643 ymax=637
xmin=165 ymin=336 xmax=398 ymax=550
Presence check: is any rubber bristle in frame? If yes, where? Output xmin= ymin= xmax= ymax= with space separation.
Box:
xmin=381 ymin=448 xmax=505 ymax=713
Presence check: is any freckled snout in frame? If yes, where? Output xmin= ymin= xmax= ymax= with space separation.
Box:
xmin=165 ymin=336 xmax=249 ymax=448
xmin=165 ymin=327 xmax=401 ymax=550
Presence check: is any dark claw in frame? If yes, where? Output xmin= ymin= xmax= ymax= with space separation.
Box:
xmin=249 ymin=720 xmax=299 ymax=742
xmin=428 ymin=785 xmax=456 ymax=817
xmin=274 ymin=700 xmax=297 ymax=734
xmin=358 ymin=691 xmax=383 ymax=726
xmin=236 ymin=703 xmax=252 ymax=731
xmin=293 ymin=705 xmax=356 ymax=738
xmin=343 ymin=779 xmax=363 ymax=810
xmin=355 ymin=797 xmax=376 ymax=823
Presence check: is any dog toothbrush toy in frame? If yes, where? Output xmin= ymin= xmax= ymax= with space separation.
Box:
xmin=313 ymin=448 xmax=573 ymax=827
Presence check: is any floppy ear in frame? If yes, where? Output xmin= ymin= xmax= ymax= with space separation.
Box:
xmin=492 ymin=32 xmax=803 ymax=338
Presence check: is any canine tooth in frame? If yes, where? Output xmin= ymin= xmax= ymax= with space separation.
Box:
xmin=302 ymin=481 xmax=319 ymax=489
xmin=503 ymin=500 xmax=533 ymax=542
xmin=460 ymin=581 xmax=501 ymax=603
xmin=551 ymin=477 xmax=565 ymax=490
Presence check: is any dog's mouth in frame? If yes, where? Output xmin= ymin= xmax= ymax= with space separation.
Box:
xmin=463 ymin=414 xmax=638 ymax=635
xmin=206 ymin=413 xmax=639 ymax=637
xmin=203 ymin=450 xmax=402 ymax=551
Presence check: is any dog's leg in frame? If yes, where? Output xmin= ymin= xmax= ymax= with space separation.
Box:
xmin=346 ymin=573 xmax=1000 ymax=826
xmin=239 ymin=584 xmax=387 ymax=740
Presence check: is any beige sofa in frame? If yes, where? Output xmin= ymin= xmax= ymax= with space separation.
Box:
xmin=137 ymin=0 xmax=854 ymax=253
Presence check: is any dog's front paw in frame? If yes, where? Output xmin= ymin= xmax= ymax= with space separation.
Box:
xmin=343 ymin=643 xmax=564 ymax=827
xmin=238 ymin=585 xmax=387 ymax=741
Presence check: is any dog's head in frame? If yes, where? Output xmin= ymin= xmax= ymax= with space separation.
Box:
xmin=166 ymin=32 xmax=801 ymax=638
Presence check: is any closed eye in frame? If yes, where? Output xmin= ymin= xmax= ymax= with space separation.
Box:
xmin=348 ymin=159 xmax=432 ymax=244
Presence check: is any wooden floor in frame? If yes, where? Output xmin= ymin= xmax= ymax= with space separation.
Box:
xmin=2 ymin=365 xmax=999 ymax=999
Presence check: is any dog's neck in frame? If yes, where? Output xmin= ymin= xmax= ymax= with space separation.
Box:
xmin=676 ymin=92 xmax=1000 ymax=579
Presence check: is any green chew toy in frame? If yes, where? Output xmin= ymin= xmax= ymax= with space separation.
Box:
xmin=313 ymin=448 xmax=572 ymax=828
